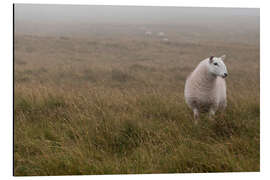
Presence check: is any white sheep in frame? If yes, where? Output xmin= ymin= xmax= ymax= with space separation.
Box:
xmin=157 ymin=32 xmax=165 ymax=36
xmin=184 ymin=55 xmax=228 ymax=124
xmin=162 ymin=38 xmax=169 ymax=42
xmin=145 ymin=31 xmax=152 ymax=36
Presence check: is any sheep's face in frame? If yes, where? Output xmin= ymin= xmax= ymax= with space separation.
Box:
xmin=208 ymin=55 xmax=228 ymax=78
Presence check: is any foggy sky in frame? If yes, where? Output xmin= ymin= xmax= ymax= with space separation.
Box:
xmin=15 ymin=4 xmax=259 ymax=24
xmin=14 ymin=4 xmax=259 ymax=45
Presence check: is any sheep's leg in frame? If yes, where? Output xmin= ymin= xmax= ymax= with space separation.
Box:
xmin=193 ymin=108 xmax=199 ymax=125
xmin=219 ymin=101 xmax=227 ymax=119
xmin=209 ymin=108 xmax=215 ymax=121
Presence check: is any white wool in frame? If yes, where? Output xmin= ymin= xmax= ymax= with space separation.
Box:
xmin=184 ymin=56 xmax=227 ymax=121
xmin=162 ymin=38 xmax=169 ymax=42
xmin=157 ymin=32 xmax=165 ymax=36
xmin=145 ymin=31 xmax=152 ymax=35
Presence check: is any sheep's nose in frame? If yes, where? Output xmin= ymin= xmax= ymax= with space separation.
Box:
xmin=223 ymin=73 xmax=228 ymax=77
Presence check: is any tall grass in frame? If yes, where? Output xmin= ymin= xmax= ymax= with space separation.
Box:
xmin=14 ymin=33 xmax=259 ymax=176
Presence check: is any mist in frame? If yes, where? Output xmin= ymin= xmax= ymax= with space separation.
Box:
xmin=14 ymin=4 xmax=259 ymax=44
xmin=15 ymin=4 xmax=259 ymax=23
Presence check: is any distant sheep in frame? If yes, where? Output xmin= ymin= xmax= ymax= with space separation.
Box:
xmin=184 ymin=55 xmax=228 ymax=124
xmin=157 ymin=32 xmax=165 ymax=36
xmin=145 ymin=31 xmax=152 ymax=36
xmin=162 ymin=38 xmax=169 ymax=42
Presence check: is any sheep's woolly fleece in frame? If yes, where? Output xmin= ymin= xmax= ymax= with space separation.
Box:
xmin=184 ymin=56 xmax=227 ymax=116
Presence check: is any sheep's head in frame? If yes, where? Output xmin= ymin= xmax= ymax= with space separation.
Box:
xmin=208 ymin=55 xmax=228 ymax=78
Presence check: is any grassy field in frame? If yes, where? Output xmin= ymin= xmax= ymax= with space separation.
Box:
xmin=14 ymin=14 xmax=259 ymax=175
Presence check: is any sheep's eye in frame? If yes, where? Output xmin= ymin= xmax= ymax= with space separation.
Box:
xmin=213 ymin=62 xmax=218 ymax=66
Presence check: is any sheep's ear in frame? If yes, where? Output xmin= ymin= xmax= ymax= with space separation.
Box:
xmin=209 ymin=56 xmax=214 ymax=63
xmin=220 ymin=54 xmax=226 ymax=61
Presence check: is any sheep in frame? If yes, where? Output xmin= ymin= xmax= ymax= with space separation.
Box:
xmin=157 ymin=32 xmax=165 ymax=36
xmin=184 ymin=55 xmax=228 ymax=124
xmin=145 ymin=31 xmax=152 ymax=36
xmin=162 ymin=38 xmax=169 ymax=42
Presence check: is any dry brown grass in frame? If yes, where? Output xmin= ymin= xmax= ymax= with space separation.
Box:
xmin=14 ymin=23 xmax=259 ymax=175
